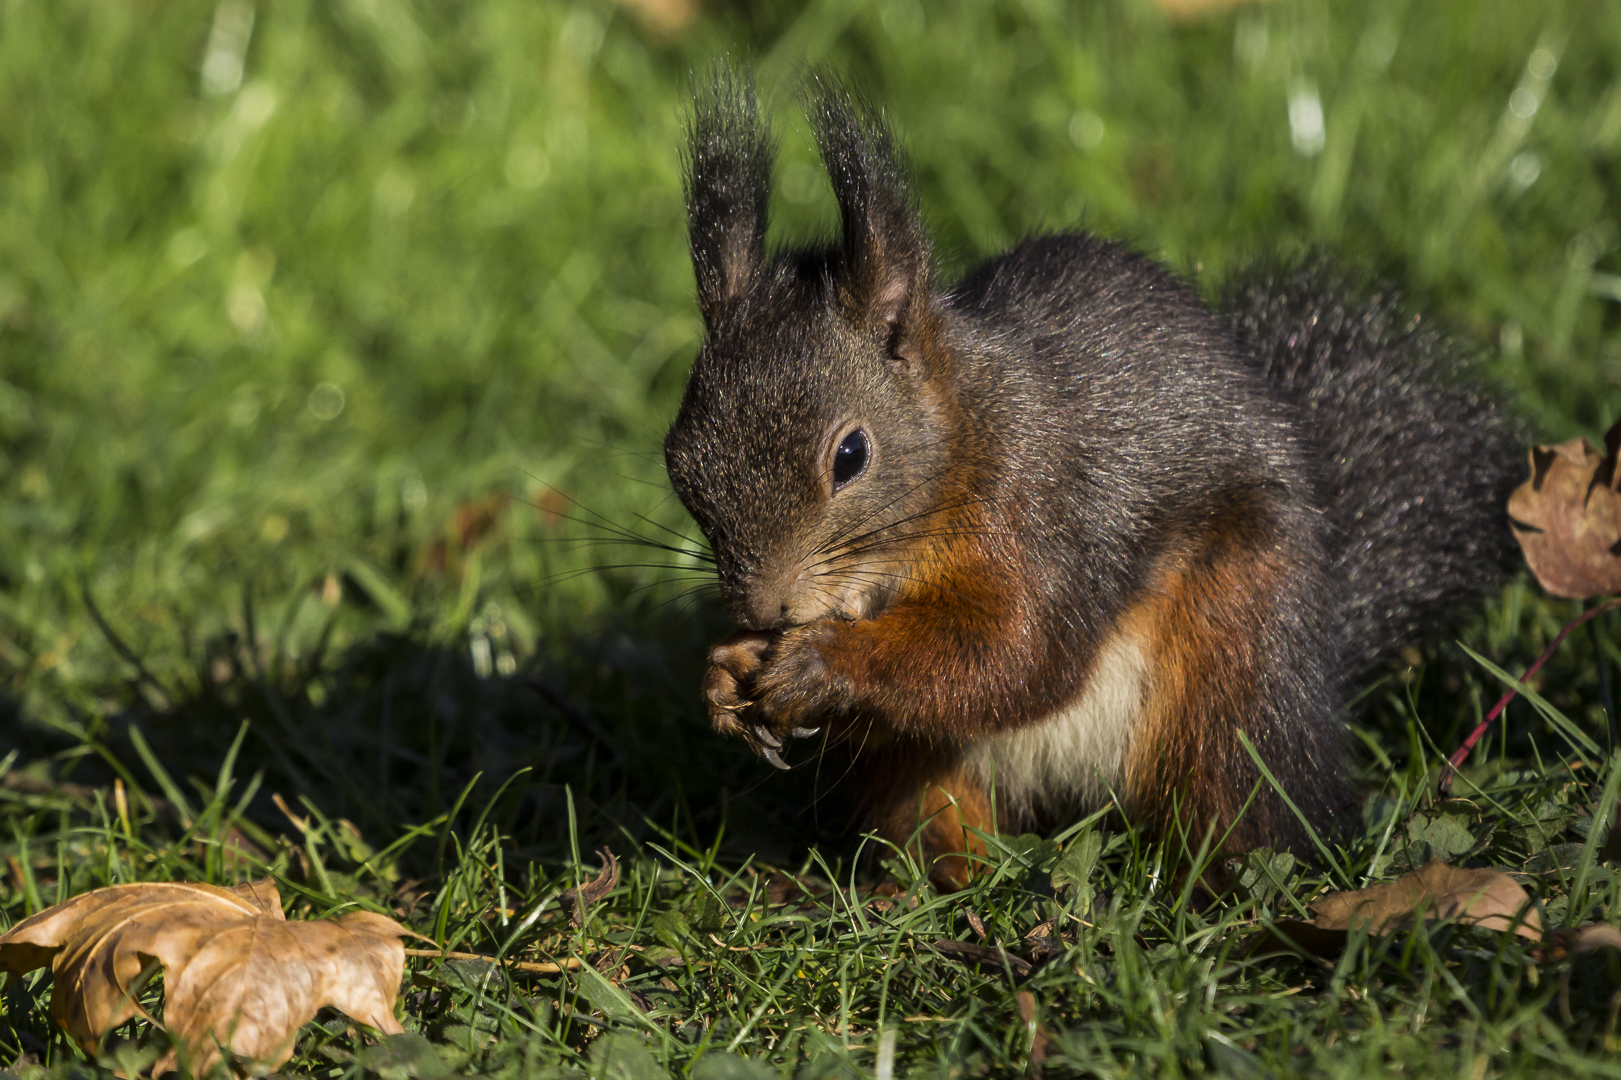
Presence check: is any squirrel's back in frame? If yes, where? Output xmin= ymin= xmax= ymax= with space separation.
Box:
xmin=1224 ymin=265 xmax=1525 ymax=671
xmin=947 ymin=238 xmax=1522 ymax=682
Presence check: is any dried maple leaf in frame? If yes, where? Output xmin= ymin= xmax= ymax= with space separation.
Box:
xmin=0 ymin=879 xmax=416 ymax=1076
xmin=1258 ymin=860 xmax=1541 ymax=956
xmin=1507 ymin=419 xmax=1621 ymax=599
xmin=1310 ymin=860 xmax=1541 ymax=939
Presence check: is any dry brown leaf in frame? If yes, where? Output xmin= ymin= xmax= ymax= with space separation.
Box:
xmin=0 ymin=878 xmax=416 ymax=1076
xmin=1015 ymin=990 xmax=1050 ymax=1080
xmin=416 ymin=492 xmax=510 ymax=578
xmin=1507 ymin=419 xmax=1621 ymax=599
xmin=1544 ymin=923 xmax=1621 ymax=960
xmin=964 ymin=908 xmax=988 ymax=940
xmin=1312 ymin=861 xmax=1541 ymax=939
xmin=1258 ymin=861 xmax=1541 ymax=956
xmin=560 ymin=848 xmax=618 ymax=929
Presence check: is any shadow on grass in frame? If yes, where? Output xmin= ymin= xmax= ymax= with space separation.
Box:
xmin=0 ymin=599 xmax=855 ymax=886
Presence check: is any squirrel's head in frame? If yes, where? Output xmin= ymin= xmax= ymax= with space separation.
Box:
xmin=664 ymin=66 xmax=952 ymax=632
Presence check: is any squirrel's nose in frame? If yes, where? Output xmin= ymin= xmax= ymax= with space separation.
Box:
xmin=738 ymin=595 xmax=791 ymax=632
xmin=736 ymin=573 xmax=797 ymax=631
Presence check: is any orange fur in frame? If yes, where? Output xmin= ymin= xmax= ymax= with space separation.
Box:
xmin=809 ymin=489 xmax=1068 ymax=742
xmin=1122 ymin=514 xmax=1293 ymax=852
xmin=860 ymin=743 xmax=992 ymax=891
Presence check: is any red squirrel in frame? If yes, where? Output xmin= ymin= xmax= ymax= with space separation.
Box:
xmin=662 ymin=66 xmax=1522 ymax=890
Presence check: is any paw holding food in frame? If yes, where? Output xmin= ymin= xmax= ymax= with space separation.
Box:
xmin=702 ymin=628 xmax=831 ymax=769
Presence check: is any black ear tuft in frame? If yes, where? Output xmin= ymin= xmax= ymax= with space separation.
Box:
xmin=685 ymin=62 xmax=776 ymax=327
xmin=803 ymin=74 xmax=931 ymax=339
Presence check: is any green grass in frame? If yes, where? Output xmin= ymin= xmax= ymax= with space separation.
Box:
xmin=2 ymin=0 xmax=1621 ymax=1075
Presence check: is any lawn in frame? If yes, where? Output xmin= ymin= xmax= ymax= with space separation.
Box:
xmin=1 ymin=0 xmax=1620 ymax=1075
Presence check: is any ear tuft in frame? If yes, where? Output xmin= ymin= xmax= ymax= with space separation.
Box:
xmin=803 ymin=74 xmax=932 ymax=344
xmin=685 ymin=62 xmax=776 ymax=327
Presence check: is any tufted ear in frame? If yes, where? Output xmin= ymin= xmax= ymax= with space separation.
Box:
xmin=685 ymin=63 xmax=776 ymax=328
xmin=804 ymin=76 xmax=932 ymax=351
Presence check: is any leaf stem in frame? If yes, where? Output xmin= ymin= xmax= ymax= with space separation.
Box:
xmin=1440 ymin=594 xmax=1621 ymax=792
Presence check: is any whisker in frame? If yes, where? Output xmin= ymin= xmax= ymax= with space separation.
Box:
xmin=810 ymin=567 xmax=1008 ymax=615
xmin=813 ymin=464 xmax=960 ymax=554
xmin=817 ymin=468 xmax=1023 ymax=554
xmin=510 ymin=477 xmax=716 ymax=568
xmin=527 ymin=533 xmax=712 ymax=560
xmin=647 ymin=582 xmax=724 ymax=616
xmin=540 ymin=513 xmax=712 ymax=561
xmin=519 ymin=562 xmax=718 ymax=592
xmin=812 ymin=488 xmax=1018 ymax=563
xmin=520 ymin=479 xmax=707 ymax=553
xmin=803 ymin=522 xmax=1016 ymax=576
xmin=629 ymin=508 xmax=714 ymax=556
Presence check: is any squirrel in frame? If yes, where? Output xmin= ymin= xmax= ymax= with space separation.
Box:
xmin=662 ymin=65 xmax=1524 ymax=890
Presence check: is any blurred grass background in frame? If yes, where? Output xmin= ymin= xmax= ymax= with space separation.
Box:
xmin=1 ymin=0 xmax=1621 ymax=1073
xmin=1 ymin=0 xmax=1616 ymax=713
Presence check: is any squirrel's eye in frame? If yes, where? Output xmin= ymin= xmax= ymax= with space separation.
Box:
xmin=832 ymin=429 xmax=869 ymax=490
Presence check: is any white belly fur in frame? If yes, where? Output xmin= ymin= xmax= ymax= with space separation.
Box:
xmin=965 ymin=630 xmax=1148 ymax=826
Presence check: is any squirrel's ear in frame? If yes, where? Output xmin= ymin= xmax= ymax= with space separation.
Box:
xmin=805 ymin=77 xmax=932 ymax=346
xmin=685 ymin=63 xmax=775 ymax=328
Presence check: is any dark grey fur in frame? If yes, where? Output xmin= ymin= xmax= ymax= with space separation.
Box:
xmin=1223 ymin=269 xmax=1525 ymax=670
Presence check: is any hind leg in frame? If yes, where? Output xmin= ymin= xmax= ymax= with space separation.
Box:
xmin=1122 ymin=501 xmax=1348 ymax=854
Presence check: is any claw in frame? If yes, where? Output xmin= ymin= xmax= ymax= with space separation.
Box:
xmin=760 ymin=745 xmax=791 ymax=770
xmin=752 ymin=724 xmax=783 ymax=750
xmin=788 ymin=726 xmax=822 ymax=740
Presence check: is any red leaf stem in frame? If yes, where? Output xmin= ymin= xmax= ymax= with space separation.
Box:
xmin=1439 ymin=595 xmax=1621 ymax=793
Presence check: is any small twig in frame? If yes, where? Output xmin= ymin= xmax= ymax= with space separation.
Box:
xmin=930 ymin=939 xmax=1034 ymax=981
xmin=1441 ymin=595 xmax=1621 ymax=792
xmin=403 ymin=948 xmax=580 ymax=974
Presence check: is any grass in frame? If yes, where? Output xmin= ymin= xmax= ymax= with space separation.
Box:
xmin=1 ymin=0 xmax=1620 ymax=1075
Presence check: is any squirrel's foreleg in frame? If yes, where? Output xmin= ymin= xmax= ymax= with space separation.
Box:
xmin=744 ymin=529 xmax=1061 ymax=743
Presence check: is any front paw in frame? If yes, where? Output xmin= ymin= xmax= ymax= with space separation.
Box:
xmin=751 ymin=623 xmax=845 ymax=731
xmin=702 ymin=627 xmax=839 ymax=769
xmin=702 ymin=631 xmax=773 ymax=740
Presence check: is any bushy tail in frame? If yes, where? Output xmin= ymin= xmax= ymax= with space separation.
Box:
xmin=1224 ymin=265 xmax=1527 ymax=671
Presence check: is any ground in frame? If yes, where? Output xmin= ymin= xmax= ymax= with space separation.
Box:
xmin=1 ymin=0 xmax=1620 ymax=1075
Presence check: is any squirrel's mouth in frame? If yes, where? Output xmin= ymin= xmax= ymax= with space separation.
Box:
xmin=764 ymin=560 xmax=899 ymax=628
xmin=731 ymin=580 xmax=867 ymax=631
xmin=725 ymin=533 xmax=912 ymax=630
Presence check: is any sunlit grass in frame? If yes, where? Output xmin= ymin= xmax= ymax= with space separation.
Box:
xmin=1 ymin=0 xmax=1620 ymax=1075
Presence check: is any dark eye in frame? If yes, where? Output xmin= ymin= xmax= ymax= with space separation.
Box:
xmin=832 ymin=429 xmax=869 ymax=489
